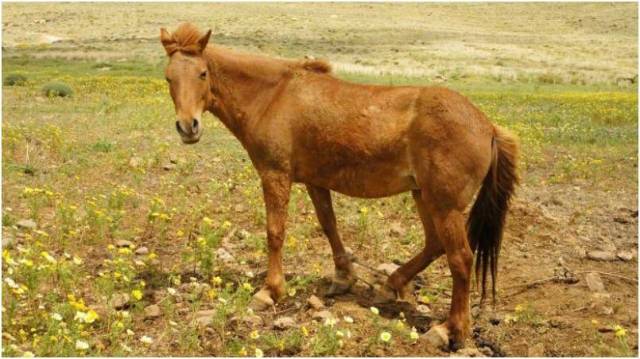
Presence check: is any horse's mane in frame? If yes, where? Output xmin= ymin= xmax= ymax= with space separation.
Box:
xmin=167 ymin=23 xmax=331 ymax=74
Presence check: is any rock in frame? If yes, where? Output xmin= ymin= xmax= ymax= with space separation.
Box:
xmin=573 ymin=246 xmax=587 ymax=259
xmin=194 ymin=309 xmax=216 ymax=326
xmin=111 ymin=293 xmax=130 ymax=310
xmin=2 ymin=233 xmax=16 ymax=249
xmin=617 ymin=250 xmax=634 ymax=261
xmin=16 ymin=219 xmax=36 ymax=230
xmin=250 ymin=288 xmax=275 ymax=311
xmin=416 ymin=304 xmax=432 ymax=315
xmin=143 ymin=304 xmax=162 ymax=319
xmin=307 ymin=295 xmax=325 ymax=310
xmin=115 ymin=240 xmax=134 ymax=248
xmin=478 ymin=346 xmax=494 ymax=357
xmin=234 ymin=204 xmax=246 ymax=213
xmin=452 ymin=347 xmax=485 ymax=357
xmin=376 ymin=263 xmax=400 ymax=276
xmin=235 ymin=229 xmax=250 ymax=240
xmin=585 ymin=273 xmax=606 ymax=292
xmin=527 ymin=343 xmax=545 ymax=357
xmin=163 ymin=163 xmax=176 ymax=171
xmin=128 ymin=157 xmax=142 ymax=168
xmin=216 ymin=248 xmax=234 ymax=263
xmin=599 ymin=306 xmax=614 ymax=315
xmin=168 ymin=153 xmax=178 ymax=164
xmin=135 ymin=246 xmax=149 ymax=255
xmin=586 ymin=251 xmax=617 ymax=261
xmin=273 ymin=316 xmax=296 ymax=330
xmin=312 ymin=310 xmax=334 ymax=321
xmin=422 ymin=325 xmax=448 ymax=349
xmin=389 ymin=222 xmax=405 ymax=237
xmin=471 ymin=306 xmax=481 ymax=318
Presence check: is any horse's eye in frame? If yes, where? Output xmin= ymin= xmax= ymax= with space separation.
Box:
xmin=165 ymin=77 xmax=171 ymax=83
xmin=199 ymin=71 xmax=207 ymax=80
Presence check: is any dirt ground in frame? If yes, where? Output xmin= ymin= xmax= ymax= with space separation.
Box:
xmin=1 ymin=2 xmax=638 ymax=357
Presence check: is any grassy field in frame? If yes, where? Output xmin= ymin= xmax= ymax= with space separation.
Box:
xmin=2 ymin=3 xmax=638 ymax=357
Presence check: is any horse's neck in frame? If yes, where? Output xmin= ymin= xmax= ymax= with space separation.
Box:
xmin=205 ymin=47 xmax=290 ymax=140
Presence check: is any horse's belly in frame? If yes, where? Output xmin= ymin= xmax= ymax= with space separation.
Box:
xmin=295 ymin=162 xmax=419 ymax=198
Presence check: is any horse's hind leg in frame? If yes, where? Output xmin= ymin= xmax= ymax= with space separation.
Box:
xmin=385 ymin=190 xmax=444 ymax=299
xmin=306 ymin=185 xmax=356 ymax=295
xmin=426 ymin=202 xmax=473 ymax=349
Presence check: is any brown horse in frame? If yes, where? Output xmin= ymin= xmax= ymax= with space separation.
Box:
xmin=160 ymin=23 xmax=518 ymax=348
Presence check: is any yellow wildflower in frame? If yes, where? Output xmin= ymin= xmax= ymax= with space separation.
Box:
xmin=249 ymin=330 xmax=260 ymax=340
xmin=131 ymin=289 xmax=143 ymax=301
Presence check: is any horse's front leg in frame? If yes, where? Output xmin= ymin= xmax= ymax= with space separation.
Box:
xmin=250 ymin=170 xmax=291 ymax=310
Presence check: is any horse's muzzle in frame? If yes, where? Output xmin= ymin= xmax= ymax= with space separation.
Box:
xmin=176 ymin=120 xmax=202 ymax=144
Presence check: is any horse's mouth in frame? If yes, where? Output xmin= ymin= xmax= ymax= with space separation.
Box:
xmin=180 ymin=135 xmax=201 ymax=144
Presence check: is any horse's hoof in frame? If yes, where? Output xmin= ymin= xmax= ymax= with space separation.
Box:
xmin=326 ymin=277 xmax=354 ymax=297
xmin=371 ymin=283 xmax=398 ymax=304
xmin=249 ymin=288 xmax=275 ymax=311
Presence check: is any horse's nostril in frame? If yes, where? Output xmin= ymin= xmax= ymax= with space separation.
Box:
xmin=192 ymin=119 xmax=199 ymax=131
xmin=175 ymin=121 xmax=183 ymax=134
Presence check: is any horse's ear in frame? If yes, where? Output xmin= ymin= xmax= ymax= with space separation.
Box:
xmin=198 ymin=29 xmax=212 ymax=52
xmin=160 ymin=28 xmax=174 ymax=55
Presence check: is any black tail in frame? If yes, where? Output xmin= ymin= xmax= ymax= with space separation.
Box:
xmin=467 ymin=126 xmax=519 ymax=303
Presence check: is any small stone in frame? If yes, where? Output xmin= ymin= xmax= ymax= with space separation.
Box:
xmin=599 ymin=306 xmax=614 ymax=315
xmin=111 ymin=293 xmax=130 ymax=310
xmin=235 ymin=229 xmax=250 ymax=239
xmin=527 ymin=343 xmax=545 ymax=357
xmin=389 ymin=222 xmax=405 ymax=237
xmin=16 ymin=219 xmax=36 ymax=230
xmin=273 ymin=316 xmax=296 ymax=330
xmin=452 ymin=347 xmax=485 ymax=357
xmin=135 ymin=246 xmax=149 ymax=255
xmin=216 ymin=248 xmax=234 ymax=263
xmin=586 ymin=251 xmax=617 ymax=261
xmin=422 ymin=325 xmax=448 ymax=349
xmin=143 ymin=304 xmax=162 ymax=319
xmin=376 ymin=263 xmax=400 ymax=276
xmin=163 ymin=163 xmax=176 ymax=171
xmin=478 ymin=346 xmax=494 ymax=357
xmin=573 ymin=246 xmax=587 ymax=259
xmin=2 ymin=233 xmax=16 ymax=249
xmin=617 ymin=250 xmax=634 ymax=261
xmin=307 ymin=295 xmax=325 ymax=310
xmin=168 ymin=153 xmax=178 ymax=164
xmin=128 ymin=157 xmax=142 ymax=168
xmin=416 ymin=304 xmax=432 ymax=315
xmin=115 ymin=240 xmax=134 ymax=248
xmin=194 ymin=309 xmax=216 ymax=326
xmin=234 ymin=204 xmax=246 ymax=213
xmin=312 ymin=310 xmax=334 ymax=321
xmin=471 ymin=306 xmax=481 ymax=318
xmin=585 ymin=273 xmax=606 ymax=292
xmin=250 ymin=288 xmax=274 ymax=311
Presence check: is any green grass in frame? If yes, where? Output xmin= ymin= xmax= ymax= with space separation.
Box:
xmin=2 ymin=56 xmax=637 ymax=356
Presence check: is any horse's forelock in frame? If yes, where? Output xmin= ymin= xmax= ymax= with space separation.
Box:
xmin=167 ymin=23 xmax=206 ymax=56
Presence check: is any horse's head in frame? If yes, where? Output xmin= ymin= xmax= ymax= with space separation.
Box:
xmin=160 ymin=24 xmax=212 ymax=144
